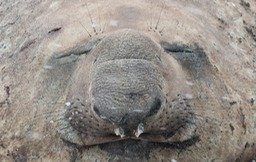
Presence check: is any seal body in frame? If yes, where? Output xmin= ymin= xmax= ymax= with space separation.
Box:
xmin=2 ymin=0 xmax=256 ymax=161
xmin=60 ymin=29 xmax=196 ymax=146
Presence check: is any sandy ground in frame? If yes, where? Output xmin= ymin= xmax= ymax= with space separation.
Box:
xmin=0 ymin=0 xmax=256 ymax=161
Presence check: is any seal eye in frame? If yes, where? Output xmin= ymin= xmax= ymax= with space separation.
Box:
xmin=147 ymin=98 xmax=161 ymax=117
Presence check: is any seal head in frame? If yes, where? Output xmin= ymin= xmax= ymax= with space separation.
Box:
xmin=60 ymin=29 xmax=196 ymax=146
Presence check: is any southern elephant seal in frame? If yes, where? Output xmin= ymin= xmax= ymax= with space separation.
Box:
xmin=1 ymin=0 xmax=256 ymax=161
xmin=57 ymin=29 xmax=197 ymax=146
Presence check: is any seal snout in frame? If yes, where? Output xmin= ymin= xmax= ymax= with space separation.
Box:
xmin=89 ymin=29 xmax=168 ymax=139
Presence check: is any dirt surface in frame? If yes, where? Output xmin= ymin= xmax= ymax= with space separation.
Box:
xmin=0 ymin=0 xmax=256 ymax=161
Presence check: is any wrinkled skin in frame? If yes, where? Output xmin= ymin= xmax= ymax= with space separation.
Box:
xmin=0 ymin=0 xmax=256 ymax=161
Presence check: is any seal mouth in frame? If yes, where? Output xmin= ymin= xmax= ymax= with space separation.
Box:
xmin=62 ymin=129 xmax=199 ymax=147
xmin=61 ymin=93 xmax=197 ymax=146
xmin=61 ymin=126 xmax=199 ymax=148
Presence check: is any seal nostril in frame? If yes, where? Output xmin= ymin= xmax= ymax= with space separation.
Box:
xmin=93 ymin=106 xmax=101 ymax=117
xmin=147 ymin=98 xmax=162 ymax=117
xmin=165 ymin=130 xmax=177 ymax=139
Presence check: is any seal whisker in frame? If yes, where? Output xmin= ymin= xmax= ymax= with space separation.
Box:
xmin=34 ymin=109 xmax=65 ymax=118
xmin=149 ymin=0 xmax=153 ymax=30
xmin=78 ymin=20 xmax=92 ymax=37
xmin=154 ymin=1 xmax=165 ymax=31
xmin=96 ymin=0 xmax=108 ymax=33
xmin=58 ymin=125 xmax=72 ymax=131
xmin=194 ymin=115 xmax=225 ymax=125
xmin=85 ymin=3 xmax=97 ymax=34
xmin=31 ymin=114 xmax=63 ymax=124
xmin=189 ymin=108 xmax=226 ymax=112
xmin=50 ymin=116 xmax=66 ymax=123
xmin=97 ymin=1 xmax=102 ymax=33
xmin=159 ymin=26 xmax=165 ymax=36
xmin=163 ymin=106 xmax=227 ymax=125
xmin=67 ymin=13 xmax=92 ymax=37
xmin=31 ymin=108 xmax=67 ymax=123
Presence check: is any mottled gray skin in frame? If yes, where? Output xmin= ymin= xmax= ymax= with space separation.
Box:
xmin=58 ymin=29 xmax=197 ymax=146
